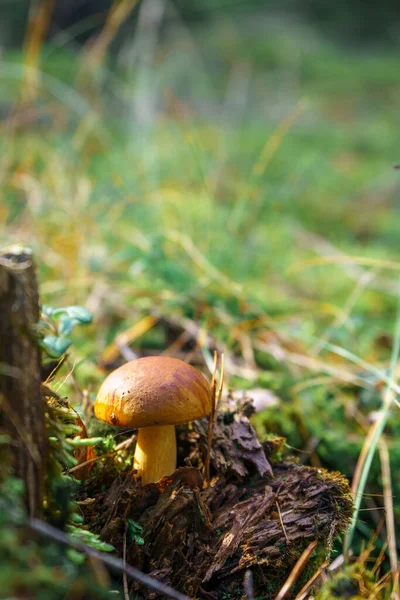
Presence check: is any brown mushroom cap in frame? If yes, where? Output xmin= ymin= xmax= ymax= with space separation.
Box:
xmin=94 ymin=356 xmax=212 ymax=428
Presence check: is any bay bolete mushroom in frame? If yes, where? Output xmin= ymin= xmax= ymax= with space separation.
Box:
xmin=94 ymin=356 xmax=212 ymax=484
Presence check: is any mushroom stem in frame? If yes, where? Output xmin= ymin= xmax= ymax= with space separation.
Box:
xmin=134 ymin=425 xmax=177 ymax=484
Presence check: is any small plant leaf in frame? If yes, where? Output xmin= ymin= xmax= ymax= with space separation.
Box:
xmin=66 ymin=548 xmax=86 ymax=564
xmin=50 ymin=308 xmax=68 ymax=317
xmin=51 ymin=306 xmax=92 ymax=324
xmin=65 ymin=306 xmax=93 ymax=324
xmin=59 ymin=315 xmax=79 ymax=336
xmin=42 ymin=305 xmax=55 ymax=317
xmin=70 ymin=512 xmax=84 ymax=524
xmin=67 ymin=525 xmax=115 ymax=552
xmin=69 ymin=437 xmax=104 ymax=447
xmin=127 ymin=519 xmax=145 ymax=545
xmin=42 ymin=335 xmax=72 ymax=358
xmin=133 ymin=535 xmax=145 ymax=545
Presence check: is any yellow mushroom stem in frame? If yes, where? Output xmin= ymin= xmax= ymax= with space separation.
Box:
xmin=133 ymin=424 xmax=176 ymax=484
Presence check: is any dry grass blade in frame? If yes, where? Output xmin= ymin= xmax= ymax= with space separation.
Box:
xmin=123 ymin=522 xmax=129 ymax=600
xmin=65 ymin=434 xmax=136 ymax=475
xmin=252 ymin=100 xmax=306 ymax=177
xmin=276 ymin=499 xmax=290 ymax=545
xmin=21 ymin=0 xmax=54 ymax=103
xmin=379 ymin=437 xmax=399 ymax=599
xmin=311 ymin=271 xmax=373 ymax=356
xmin=294 ymin=560 xmax=329 ymax=600
xmin=166 ymin=230 xmax=244 ymax=296
xmin=280 ymin=327 xmax=400 ymax=404
xmin=44 ymin=355 xmax=67 ymax=384
xmin=350 ymin=419 xmax=384 ymax=499
xmin=344 ymin=283 xmax=400 ymax=555
xmin=275 ymin=540 xmax=318 ymax=599
xmin=289 ymin=254 xmax=400 ymax=274
xmin=81 ymin=0 xmax=140 ymax=71
xmin=205 ymin=352 xmax=219 ymax=484
xmin=294 ymin=226 xmax=400 ymax=296
xmin=99 ymin=315 xmax=158 ymax=366
xmin=211 ymin=350 xmax=218 ymax=392
xmin=255 ymin=341 xmax=374 ymax=391
xmin=216 ymin=353 xmax=225 ymax=412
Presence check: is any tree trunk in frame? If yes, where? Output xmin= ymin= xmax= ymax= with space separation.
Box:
xmin=0 ymin=246 xmax=47 ymax=517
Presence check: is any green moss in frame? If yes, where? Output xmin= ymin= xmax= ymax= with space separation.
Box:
xmin=315 ymin=562 xmax=379 ymax=599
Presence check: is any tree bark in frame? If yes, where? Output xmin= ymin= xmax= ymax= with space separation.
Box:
xmin=0 ymin=246 xmax=47 ymax=517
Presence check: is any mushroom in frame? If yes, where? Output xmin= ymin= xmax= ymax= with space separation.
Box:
xmin=94 ymin=356 xmax=212 ymax=484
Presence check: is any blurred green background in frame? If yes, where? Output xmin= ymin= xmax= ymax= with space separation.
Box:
xmin=1 ymin=0 xmax=400 ymax=581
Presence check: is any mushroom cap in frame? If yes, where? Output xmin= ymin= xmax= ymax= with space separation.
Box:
xmin=94 ymin=356 xmax=212 ymax=428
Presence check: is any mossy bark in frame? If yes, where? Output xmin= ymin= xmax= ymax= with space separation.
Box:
xmin=0 ymin=246 xmax=47 ymax=517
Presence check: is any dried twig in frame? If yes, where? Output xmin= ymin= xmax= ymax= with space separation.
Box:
xmin=243 ymin=570 xmax=254 ymax=600
xmin=215 ymin=353 xmax=225 ymax=413
xmin=205 ymin=352 xmax=218 ymax=484
xmin=21 ymin=0 xmax=54 ymax=103
xmin=276 ymin=499 xmax=290 ymax=545
xmin=99 ymin=316 xmax=156 ymax=366
xmin=82 ymin=0 xmax=139 ymax=71
xmin=275 ymin=540 xmax=318 ymax=600
xmin=123 ymin=522 xmax=130 ymax=600
xmin=379 ymin=437 xmax=399 ymax=599
xmin=204 ymin=352 xmax=224 ymax=484
xmin=28 ymin=518 xmax=192 ymax=600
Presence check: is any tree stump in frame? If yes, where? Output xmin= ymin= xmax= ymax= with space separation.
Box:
xmin=80 ymin=401 xmax=353 ymax=599
xmin=0 ymin=246 xmax=47 ymax=517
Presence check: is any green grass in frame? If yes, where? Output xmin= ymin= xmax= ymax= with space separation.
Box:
xmin=1 ymin=8 xmax=400 ymax=595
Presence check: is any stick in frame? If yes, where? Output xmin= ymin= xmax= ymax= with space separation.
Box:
xmin=204 ymin=352 xmax=218 ymax=484
xmin=379 ymin=437 xmax=399 ymax=598
xmin=243 ymin=570 xmax=254 ymax=600
xmin=28 ymin=518 xmax=192 ymax=600
xmin=276 ymin=500 xmax=290 ymax=545
xmin=123 ymin=522 xmax=130 ymax=600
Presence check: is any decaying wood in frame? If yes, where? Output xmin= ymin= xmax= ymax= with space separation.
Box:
xmin=79 ymin=400 xmax=353 ymax=599
xmin=0 ymin=246 xmax=47 ymax=517
xmin=187 ymin=399 xmax=273 ymax=480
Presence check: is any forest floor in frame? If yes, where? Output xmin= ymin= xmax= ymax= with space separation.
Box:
xmin=1 ymin=6 xmax=400 ymax=599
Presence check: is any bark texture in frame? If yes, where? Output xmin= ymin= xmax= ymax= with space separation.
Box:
xmin=0 ymin=246 xmax=47 ymax=517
